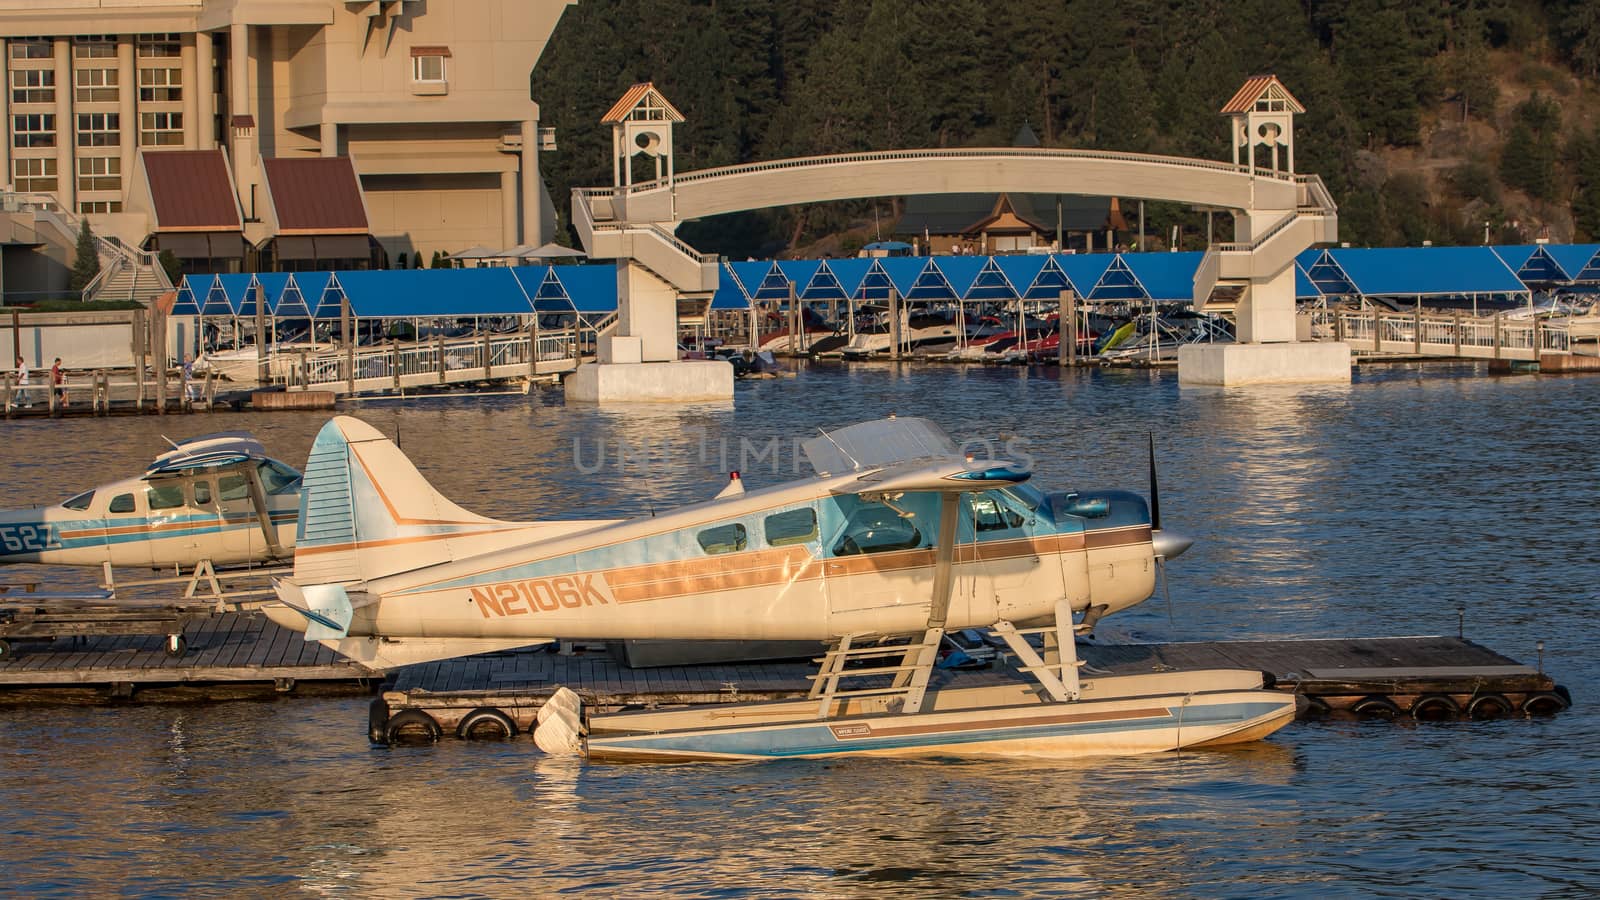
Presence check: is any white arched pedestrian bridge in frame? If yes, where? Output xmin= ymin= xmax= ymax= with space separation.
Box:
xmin=573 ymin=147 xmax=1337 ymax=346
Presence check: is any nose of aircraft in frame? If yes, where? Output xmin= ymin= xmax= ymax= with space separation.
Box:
xmin=1152 ymin=529 xmax=1194 ymax=561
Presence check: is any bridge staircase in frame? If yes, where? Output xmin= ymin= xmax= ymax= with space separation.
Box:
xmin=1195 ymin=174 xmax=1337 ymax=313
xmin=574 ymin=187 xmax=720 ymax=296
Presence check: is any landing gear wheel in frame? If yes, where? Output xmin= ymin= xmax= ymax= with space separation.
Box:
xmin=384 ymin=709 xmax=442 ymax=744
xmin=457 ymin=707 xmax=518 ymax=741
xmin=164 ymin=633 xmax=188 ymax=657
xmin=0 ymin=638 xmax=11 ymax=661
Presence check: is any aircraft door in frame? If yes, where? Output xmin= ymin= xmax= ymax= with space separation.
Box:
xmin=102 ymin=489 xmax=154 ymax=568
xmin=823 ymin=493 xmax=941 ymax=635
xmin=214 ymin=472 xmax=257 ymax=563
xmin=962 ymin=490 xmax=1066 ymax=626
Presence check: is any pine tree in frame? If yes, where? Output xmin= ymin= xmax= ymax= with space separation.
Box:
xmin=1573 ymin=128 xmax=1600 ymax=239
xmin=69 ymin=219 xmax=101 ymax=293
xmin=158 ymin=249 xmax=182 ymax=284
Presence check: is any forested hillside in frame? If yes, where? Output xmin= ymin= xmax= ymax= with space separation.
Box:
xmin=532 ymin=0 xmax=1600 ymax=257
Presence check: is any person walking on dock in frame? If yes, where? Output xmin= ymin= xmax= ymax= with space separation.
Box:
xmin=14 ymin=356 xmax=31 ymax=408
xmin=50 ymin=358 xmax=68 ymax=408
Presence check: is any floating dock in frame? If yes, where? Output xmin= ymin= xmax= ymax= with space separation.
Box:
xmin=0 ymin=610 xmax=377 ymax=700
xmin=373 ymin=634 xmax=1571 ymax=743
xmin=0 ymin=608 xmax=1570 ymax=732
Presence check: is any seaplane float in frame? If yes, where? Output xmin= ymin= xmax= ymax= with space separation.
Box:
xmin=262 ymin=414 xmax=1299 ymax=762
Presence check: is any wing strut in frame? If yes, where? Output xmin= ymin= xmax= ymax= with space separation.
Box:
xmin=242 ymin=465 xmax=287 ymax=559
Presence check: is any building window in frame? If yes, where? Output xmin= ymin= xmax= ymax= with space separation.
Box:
xmin=11 ymin=69 xmax=55 ymax=105
xmin=77 ymin=113 xmax=120 ymax=147
xmin=10 ymin=38 xmax=52 ymax=60
xmin=77 ymin=156 xmax=121 ymax=192
xmin=13 ymin=158 xmax=58 ymax=192
xmin=136 ymin=34 xmax=180 ymax=59
xmin=412 ymin=54 xmax=446 ymax=83
xmin=79 ymin=200 xmax=122 ymax=214
xmin=75 ymin=67 xmax=119 ymax=103
xmin=138 ymin=67 xmax=181 ymax=103
xmin=73 ymin=36 xmax=116 ymax=59
xmin=13 ymin=114 xmax=57 ymax=148
xmin=139 ymin=111 xmax=182 ymax=146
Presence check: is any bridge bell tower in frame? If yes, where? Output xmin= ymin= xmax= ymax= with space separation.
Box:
xmin=604 ymin=82 xmax=683 ymax=189
xmin=1221 ymin=75 xmax=1303 ymax=175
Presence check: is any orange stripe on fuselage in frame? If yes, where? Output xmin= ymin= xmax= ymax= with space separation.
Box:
xmin=465 ymin=526 xmax=1152 ymax=606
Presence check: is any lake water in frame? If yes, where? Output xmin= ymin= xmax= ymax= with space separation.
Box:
xmin=2 ymin=360 xmax=1598 ymax=897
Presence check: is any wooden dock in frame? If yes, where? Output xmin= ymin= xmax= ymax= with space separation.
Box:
xmin=373 ymin=634 xmax=1572 ymax=742
xmin=0 ymin=611 xmax=377 ymax=700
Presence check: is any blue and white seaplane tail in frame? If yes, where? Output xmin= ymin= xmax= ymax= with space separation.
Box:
xmin=268 ymin=414 xmax=1298 ymax=760
xmin=0 ymin=432 xmax=301 ymax=570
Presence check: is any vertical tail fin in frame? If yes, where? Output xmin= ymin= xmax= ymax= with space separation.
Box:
xmin=293 ymin=416 xmax=522 ymax=585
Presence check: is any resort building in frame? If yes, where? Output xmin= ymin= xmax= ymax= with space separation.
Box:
xmin=0 ymin=0 xmax=572 ymax=299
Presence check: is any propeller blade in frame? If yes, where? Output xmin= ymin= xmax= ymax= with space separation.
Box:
xmin=1147 ymin=432 xmax=1161 ymax=533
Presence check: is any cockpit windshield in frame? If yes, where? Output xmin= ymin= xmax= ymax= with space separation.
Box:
xmin=257 ymin=459 xmax=302 ymax=494
xmin=62 ymin=490 xmax=94 ymax=511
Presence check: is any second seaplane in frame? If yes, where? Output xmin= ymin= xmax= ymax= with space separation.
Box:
xmin=0 ymin=432 xmax=300 ymax=588
xmin=266 ymin=415 xmax=1298 ymax=761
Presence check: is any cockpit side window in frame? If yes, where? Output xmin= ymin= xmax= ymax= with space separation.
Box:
xmin=146 ymin=483 xmax=185 ymax=510
xmin=833 ymin=503 xmax=923 ymax=556
xmin=697 ymin=523 xmax=748 ymax=555
xmin=218 ymin=474 xmax=249 ymax=502
xmin=192 ymin=480 xmax=212 ymax=506
xmin=764 ymin=508 xmax=818 ymax=547
xmin=108 ymin=493 xmax=136 ymax=514
xmin=62 ymin=490 xmax=94 ymax=511
xmin=971 ymin=493 xmax=1026 ymax=532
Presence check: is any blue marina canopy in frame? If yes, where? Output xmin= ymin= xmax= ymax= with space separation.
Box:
xmin=158 ymin=244 xmax=1600 ymax=325
xmin=1123 ymin=252 xmax=1203 ymax=301
xmin=172 ymin=275 xmax=207 ymax=315
xmin=543 ymin=264 xmax=618 ymax=314
xmin=1545 ymin=244 xmax=1600 ymax=283
xmin=1295 ymin=264 xmax=1322 ymax=300
xmin=1330 ymin=247 xmax=1527 ymax=296
xmin=252 ymin=272 xmax=292 ymax=314
xmin=328 ymin=268 xmax=533 ymax=317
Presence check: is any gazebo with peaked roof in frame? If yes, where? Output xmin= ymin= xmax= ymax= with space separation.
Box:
xmin=602 ymin=82 xmax=686 ymax=189
xmin=1221 ymin=74 xmax=1305 ymax=174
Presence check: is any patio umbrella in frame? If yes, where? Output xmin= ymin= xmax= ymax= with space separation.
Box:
xmin=522 ymin=242 xmax=588 ymax=260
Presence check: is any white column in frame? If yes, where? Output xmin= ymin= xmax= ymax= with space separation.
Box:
xmin=520 ymin=118 xmax=539 ymax=244
xmin=180 ymin=35 xmax=198 ymax=149
xmin=319 ymin=120 xmax=337 ymax=156
xmin=0 ymin=40 xmax=11 ymax=189
xmin=500 ymin=169 xmax=517 ymax=248
xmin=195 ymin=31 xmax=213 ymax=149
xmin=53 ymin=38 xmax=73 ymax=210
xmin=228 ymin=23 xmax=252 ymax=204
xmin=117 ymin=37 xmax=135 ymax=191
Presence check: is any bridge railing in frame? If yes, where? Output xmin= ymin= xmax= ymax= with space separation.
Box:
xmin=1328 ymin=309 xmax=1568 ymax=358
xmin=613 ymin=147 xmax=1301 ymax=197
xmin=283 ymin=329 xmax=578 ymax=393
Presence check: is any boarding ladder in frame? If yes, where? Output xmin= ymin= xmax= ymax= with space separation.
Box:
xmin=807 ymin=629 xmax=945 ymax=718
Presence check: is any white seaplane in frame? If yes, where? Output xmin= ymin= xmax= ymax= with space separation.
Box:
xmin=264 ymin=415 xmax=1298 ymax=761
xmin=0 ymin=432 xmax=300 ymax=572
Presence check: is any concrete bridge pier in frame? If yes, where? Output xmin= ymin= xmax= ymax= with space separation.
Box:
xmin=565 ymin=260 xmax=733 ymax=403
xmin=1179 ymin=264 xmax=1350 ymax=386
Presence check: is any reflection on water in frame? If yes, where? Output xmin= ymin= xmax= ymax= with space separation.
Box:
xmin=2 ymin=360 xmax=1598 ymax=897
